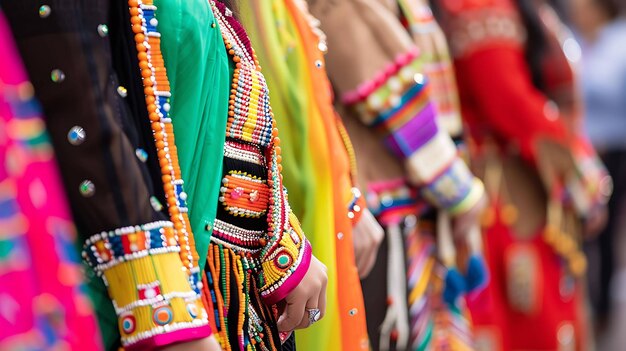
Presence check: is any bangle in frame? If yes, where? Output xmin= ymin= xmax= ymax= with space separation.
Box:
xmin=449 ymin=178 xmax=485 ymax=216
xmin=421 ymin=158 xmax=473 ymax=209
xmin=405 ymin=129 xmax=458 ymax=184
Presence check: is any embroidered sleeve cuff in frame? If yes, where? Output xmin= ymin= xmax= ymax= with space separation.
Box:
xmin=82 ymin=221 xmax=210 ymax=350
xmin=418 ymin=158 xmax=481 ymax=214
xmin=259 ymin=212 xmax=313 ymax=305
xmin=342 ymin=51 xmax=448 ymax=162
xmin=405 ymin=128 xmax=458 ymax=184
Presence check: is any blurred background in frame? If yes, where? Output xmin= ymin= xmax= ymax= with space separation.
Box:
xmin=562 ymin=0 xmax=626 ymax=349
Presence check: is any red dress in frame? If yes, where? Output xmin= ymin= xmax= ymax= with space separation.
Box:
xmin=438 ymin=0 xmax=609 ymax=349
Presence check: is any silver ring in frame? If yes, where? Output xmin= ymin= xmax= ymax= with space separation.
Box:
xmin=306 ymin=308 xmax=321 ymax=325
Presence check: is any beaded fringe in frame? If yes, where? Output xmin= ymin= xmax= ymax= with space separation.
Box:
xmin=203 ymin=243 xmax=281 ymax=351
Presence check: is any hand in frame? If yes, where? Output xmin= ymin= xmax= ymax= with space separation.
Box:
xmin=276 ymin=256 xmax=328 ymax=331
xmin=352 ymin=209 xmax=384 ymax=278
xmin=451 ymin=192 xmax=488 ymax=242
xmin=159 ymin=335 xmax=222 ymax=351
xmin=584 ymin=204 xmax=608 ymax=239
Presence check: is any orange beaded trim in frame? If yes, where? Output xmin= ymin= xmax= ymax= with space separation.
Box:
xmin=128 ymin=0 xmax=201 ymax=285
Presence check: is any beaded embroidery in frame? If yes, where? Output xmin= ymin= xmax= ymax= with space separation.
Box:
xmin=443 ymin=7 xmax=526 ymax=58
xmin=77 ymin=1 xmax=211 ymax=348
xmin=83 ymin=221 xmax=178 ymax=272
xmin=223 ymin=140 xmax=265 ymax=166
xmin=128 ymin=0 xmax=201 ymax=281
xmin=198 ymin=2 xmax=311 ymax=350
xmin=211 ymin=0 xmax=310 ymax=304
xmin=219 ymin=171 xmax=270 ymax=218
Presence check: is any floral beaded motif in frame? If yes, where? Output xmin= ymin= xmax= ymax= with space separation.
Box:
xmin=219 ymin=171 xmax=270 ymax=218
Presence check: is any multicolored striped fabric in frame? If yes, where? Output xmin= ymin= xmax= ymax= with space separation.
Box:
xmin=0 ymin=11 xmax=102 ymax=350
xmin=406 ymin=221 xmax=475 ymax=351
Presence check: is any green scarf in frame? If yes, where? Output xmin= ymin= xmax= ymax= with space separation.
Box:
xmin=156 ymin=0 xmax=230 ymax=269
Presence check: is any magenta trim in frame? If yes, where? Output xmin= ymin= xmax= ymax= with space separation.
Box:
xmin=367 ymin=178 xmax=408 ymax=193
xmin=262 ymin=241 xmax=313 ymax=305
xmin=340 ymin=48 xmax=420 ymax=105
xmin=125 ymin=324 xmax=212 ymax=351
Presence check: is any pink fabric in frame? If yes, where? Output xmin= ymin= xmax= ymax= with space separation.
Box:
xmin=126 ymin=325 xmax=212 ymax=351
xmin=0 ymin=12 xmax=103 ymax=350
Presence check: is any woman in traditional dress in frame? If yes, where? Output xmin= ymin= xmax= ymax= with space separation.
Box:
xmin=157 ymin=0 xmax=329 ymax=349
xmin=240 ymin=1 xmax=385 ymax=350
xmin=436 ymin=0 xmax=612 ymax=349
xmin=309 ymin=0 xmax=487 ymax=350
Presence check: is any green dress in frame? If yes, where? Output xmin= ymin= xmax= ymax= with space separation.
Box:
xmin=156 ymin=0 xmax=230 ymax=268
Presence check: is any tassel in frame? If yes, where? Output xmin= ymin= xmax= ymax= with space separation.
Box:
xmin=464 ymin=225 xmax=489 ymax=293
xmin=437 ymin=212 xmax=466 ymax=306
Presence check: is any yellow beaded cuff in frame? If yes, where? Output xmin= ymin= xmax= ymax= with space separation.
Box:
xmin=82 ymin=221 xmax=209 ymax=349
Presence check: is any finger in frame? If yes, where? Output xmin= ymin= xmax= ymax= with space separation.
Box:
xmin=296 ymin=294 xmax=321 ymax=329
xmin=277 ymin=295 xmax=307 ymax=332
xmin=318 ymin=275 xmax=327 ymax=318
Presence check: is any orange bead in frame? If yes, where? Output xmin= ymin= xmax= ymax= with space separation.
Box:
xmin=132 ymin=24 xmax=142 ymax=34
xmin=136 ymin=43 xmax=146 ymax=53
xmin=130 ymin=8 xmax=140 ymax=16
xmin=135 ymin=33 xmax=145 ymax=43
xmin=147 ymin=104 xmax=157 ymax=113
xmin=144 ymin=87 xmax=153 ymax=95
xmin=128 ymin=0 xmax=139 ymax=7
xmin=152 ymin=122 xmax=162 ymax=132
xmin=138 ymin=52 xmax=148 ymax=61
